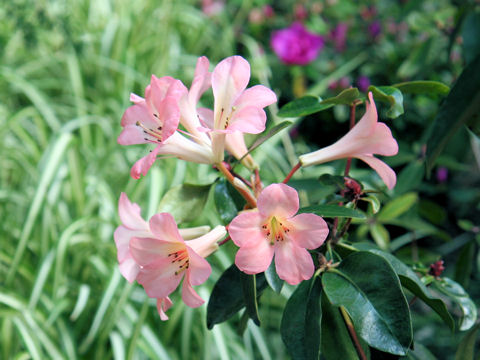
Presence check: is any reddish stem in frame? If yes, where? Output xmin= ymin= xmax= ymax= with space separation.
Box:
xmin=216 ymin=162 xmax=257 ymax=208
xmin=282 ymin=162 xmax=301 ymax=184
xmin=218 ymin=235 xmax=231 ymax=246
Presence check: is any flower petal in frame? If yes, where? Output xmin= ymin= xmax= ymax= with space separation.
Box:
xmin=274 ymin=241 xmax=314 ymax=285
xmin=136 ymin=265 xmax=183 ymax=299
xmin=149 ymin=213 xmax=184 ymax=243
xmin=257 ymin=183 xmax=299 ymax=218
xmin=156 ymin=297 xmax=173 ymax=321
xmin=118 ymin=193 xmax=149 ymax=230
xmin=189 ymin=56 xmax=211 ymax=104
xmin=130 ymin=146 xmax=160 ymax=179
xmin=356 ymin=154 xmax=397 ymax=189
xmin=229 ymin=211 xmax=266 ymax=248
xmin=130 ymin=236 xmax=181 ymax=268
xmin=186 ymin=248 xmax=212 ymax=286
xmin=118 ymin=103 xmax=155 ymax=145
xmin=118 ymin=257 xmax=140 ymax=283
xmin=235 ymin=241 xmax=274 ymax=274
xmin=288 ymin=213 xmax=329 ymax=249
xmin=186 ymin=225 xmax=225 ymax=258
xmin=228 ymin=106 xmax=266 ymax=134
xmin=181 ymin=274 xmax=205 ymax=308
xmin=233 ymin=85 xmax=277 ymax=110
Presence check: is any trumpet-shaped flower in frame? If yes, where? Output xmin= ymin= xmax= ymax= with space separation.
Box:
xmin=299 ymin=92 xmax=399 ymax=189
xmin=113 ymin=193 xmax=226 ymax=319
xmin=228 ymin=184 xmax=329 ymax=285
xmin=207 ymin=56 xmax=277 ymax=162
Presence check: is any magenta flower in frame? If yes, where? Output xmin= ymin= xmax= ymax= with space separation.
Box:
xmin=368 ymin=21 xmax=382 ymax=39
xmin=329 ymin=23 xmax=348 ymax=52
xmin=356 ymin=75 xmax=371 ymax=92
xmin=271 ymin=22 xmax=324 ymax=65
xmin=299 ymin=92 xmax=399 ymax=189
xmin=114 ymin=193 xmax=226 ymax=319
xmin=228 ymin=184 xmax=329 ymax=285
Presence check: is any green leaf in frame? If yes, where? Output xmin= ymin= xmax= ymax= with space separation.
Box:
xmin=240 ymin=273 xmax=260 ymax=326
xmin=320 ymin=88 xmax=360 ymax=105
xmin=462 ymin=12 xmax=480 ymax=65
xmin=206 ymin=264 xmax=268 ymax=329
xmin=360 ymin=195 xmax=380 ymax=214
xmin=158 ymin=183 xmax=211 ymax=223
xmin=455 ymin=323 xmax=480 ymax=360
xmin=281 ymin=277 xmax=322 ymax=360
xmin=264 ymin=262 xmax=283 ymax=293
xmin=214 ymin=179 xmax=238 ymax=224
xmin=370 ymin=223 xmax=390 ymax=250
xmin=454 ymin=240 xmax=475 ymax=288
xmin=394 ymin=160 xmax=425 ymax=195
xmin=321 ymin=293 xmax=363 ymax=360
xmin=298 ymin=205 xmax=366 ymax=219
xmin=238 ymin=121 xmax=292 ymax=162
xmin=318 ymin=174 xmax=347 ymax=191
xmin=277 ymin=96 xmax=333 ymax=117
xmin=402 ymin=343 xmax=437 ymax=360
xmin=368 ymin=249 xmax=454 ymax=330
xmin=368 ymin=85 xmax=404 ymax=118
xmin=426 ymin=54 xmax=480 ymax=172
xmin=433 ymin=277 xmax=478 ymax=331
xmin=322 ymin=252 xmax=412 ymax=355
xmin=377 ymin=193 xmax=418 ymax=222
xmin=392 ymin=81 xmax=450 ymax=96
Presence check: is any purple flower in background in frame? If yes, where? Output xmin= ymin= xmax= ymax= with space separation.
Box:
xmin=329 ymin=23 xmax=348 ymax=52
xmin=436 ymin=167 xmax=448 ymax=183
xmin=368 ymin=21 xmax=382 ymax=39
xmin=356 ymin=76 xmax=371 ymax=92
xmin=271 ymin=22 xmax=324 ymax=65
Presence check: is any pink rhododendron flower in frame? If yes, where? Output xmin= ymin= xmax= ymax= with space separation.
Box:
xmin=299 ymin=92 xmax=399 ymax=189
xmin=271 ymin=22 xmax=324 ymax=65
xmin=113 ymin=193 xmax=226 ymax=319
xmin=205 ymin=56 xmax=277 ymax=163
xmin=228 ymin=184 xmax=329 ymax=285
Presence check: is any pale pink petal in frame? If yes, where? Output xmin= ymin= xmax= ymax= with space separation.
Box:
xmin=369 ymin=123 xmax=399 ymax=156
xmin=152 ymin=97 xmax=181 ymax=141
xmin=288 ymin=213 xmax=329 ymax=249
xmin=149 ymin=213 xmax=184 ymax=244
xmin=228 ymin=211 xmax=266 ymax=248
xmin=118 ymin=103 xmax=156 ymax=145
xmin=130 ymin=146 xmax=160 ymax=179
xmin=235 ymin=241 xmax=275 ymax=274
xmin=189 ymin=56 xmax=212 ymax=104
xmin=196 ymin=107 xmax=214 ymax=130
xmin=225 ymin=131 xmax=258 ymax=170
xmin=347 ymin=91 xmax=377 ymax=136
xmin=136 ymin=266 xmax=183 ymax=299
xmin=186 ymin=225 xmax=225 ymax=258
xmin=155 ymin=132 xmax=214 ymax=164
xmin=356 ymin=154 xmax=397 ymax=189
xmin=257 ymin=183 xmax=299 ymax=218
xmin=274 ymin=241 xmax=314 ymax=285
xmin=130 ymin=237 xmax=181 ymax=267
xmin=181 ymin=274 xmax=205 ymax=308
xmin=233 ymin=85 xmax=277 ymax=110
xmin=157 ymin=297 xmax=173 ymax=321
xmin=150 ymin=75 xmax=187 ymax=104
xmin=212 ymin=56 xmax=250 ymax=112
xmin=186 ymin=248 xmax=212 ymax=285
xmin=118 ymin=257 xmax=140 ymax=283
xmin=113 ymin=226 xmax=150 ymax=262
xmin=118 ymin=193 xmax=149 ymax=230
xmin=130 ymin=93 xmax=144 ymax=104
xmin=228 ymin=106 xmax=266 ymax=134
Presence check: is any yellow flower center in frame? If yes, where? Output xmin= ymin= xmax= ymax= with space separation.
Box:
xmin=262 ymin=216 xmax=290 ymax=245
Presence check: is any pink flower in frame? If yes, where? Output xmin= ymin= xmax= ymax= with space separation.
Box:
xmin=299 ymin=92 xmax=399 ymax=189
xmin=206 ymin=56 xmax=277 ymax=163
xmin=228 ymin=184 xmax=329 ymax=285
xmin=271 ymin=22 xmax=324 ymax=65
xmin=118 ymin=59 xmax=215 ymax=179
xmin=113 ymin=193 xmax=226 ymax=319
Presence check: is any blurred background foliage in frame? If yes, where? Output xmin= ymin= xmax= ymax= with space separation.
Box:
xmin=0 ymin=0 xmax=479 ymax=359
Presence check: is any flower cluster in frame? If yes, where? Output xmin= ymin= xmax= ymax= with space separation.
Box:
xmin=115 ymin=55 xmax=399 ymax=320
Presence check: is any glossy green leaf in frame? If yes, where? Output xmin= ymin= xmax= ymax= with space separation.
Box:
xmin=320 ymin=88 xmax=360 ymax=105
xmin=377 ymin=192 xmax=418 ymax=222
xmin=393 ymin=81 xmax=450 ymax=96
xmin=368 ymin=249 xmax=454 ymax=330
xmin=214 ymin=179 xmax=238 ymax=224
xmin=368 ymin=85 xmax=404 ymax=118
xmin=265 ymin=262 xmax=283 ymax=293
xmin=240 ymin=273 xmax=260 ymax=326
xmin=298 ymin=205 xmax=366 ymax=219
xmin=322 ymin=252 xmax=412 ymax=355
xmin=454 ymin=240 xmax=475 ymax=288
xmin=394 ymin=160 xmax=425 ymax=195
xmin=433 ymin=277 xmax=477 ymax=331
xmin=318 ymin=174 xmax=346 ymax=189
xmin=360 ymin=195 xmax=380 ymax=214
xmin=426 ymin=54 xmax=480 ymax=172
xmin=158 ymin=183 xmax=211 ymax=223
xmin=206 ymin=264 xmax=268 ymax=329
xmin=402 ymin=343 xmax=437 ymax=360
xmin=455 ymin=323 xmax=479 ymax=360
xmin=277 ymin=96 xmax=333 ymax=117
xmin=281 ymin=277 xmax=322 ymax=360
xmin=462 ymin=12 xmax=480 ymax=65
xmin=321 ymin=293 xmax=362 ymax=360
